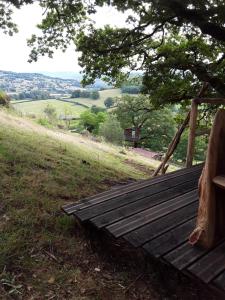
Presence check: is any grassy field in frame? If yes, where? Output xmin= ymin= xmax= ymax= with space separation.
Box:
xmin=70 ymin=88 xmax=122 ymax=108
xmin=12 ymin=99 xmax=86 ymax=117
xmin=12 ymin=89 xmax=122 ymax=119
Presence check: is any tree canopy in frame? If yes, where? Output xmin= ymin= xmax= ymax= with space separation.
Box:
xmin=2 ymin=1 xmax=225 ymax=104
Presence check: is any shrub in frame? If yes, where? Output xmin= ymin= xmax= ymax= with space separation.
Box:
xmin=99 ymin=115 xmax=124 ymax=145
xmin=0 ymin=91 xmax=10 ymax=107
xmin=44 ymin=104 xmax=57 ymax=123
xmin=37 ymin=118 xmax=52 ymax=128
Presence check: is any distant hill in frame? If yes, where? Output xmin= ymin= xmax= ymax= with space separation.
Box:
xmin=40 ymin=71 xmax=110 ymax=89
xmin=0 ymin=70 xmax=82 ymax=95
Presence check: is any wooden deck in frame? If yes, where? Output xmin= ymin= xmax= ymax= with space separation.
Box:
xmin=62 ymin=164 xmax=225 ymax=295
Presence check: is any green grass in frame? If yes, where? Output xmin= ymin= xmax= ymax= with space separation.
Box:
xmin=71 ymin=88 xmax=122 ymax=108
xmin=0 ymin=110 xmax=152 ymax=298
xmin=12 ymin=89 xmax=122 ymax=121
xmin=12 ymin=99 xmax=86 ymax=117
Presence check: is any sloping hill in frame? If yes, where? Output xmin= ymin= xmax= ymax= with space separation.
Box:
xmin=0 ymin=108 xmax=160 ymax=299
xmin=0 ymin=70 xmax=80 ymax=94
xmin=0 ymin=109 xmax=212 ymax=300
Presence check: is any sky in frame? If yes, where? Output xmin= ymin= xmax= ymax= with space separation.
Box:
xmin=0 ymin=3 xmax=128 ymax=73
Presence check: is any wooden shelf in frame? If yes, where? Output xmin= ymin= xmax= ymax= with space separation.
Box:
xmin=213 ymin=176 xmax=225 ymax=189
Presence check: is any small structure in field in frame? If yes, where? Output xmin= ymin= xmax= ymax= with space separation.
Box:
xmin=124 ymin=127 xmax=141 ymax=142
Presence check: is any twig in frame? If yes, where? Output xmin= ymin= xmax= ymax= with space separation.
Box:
xmin=43 ymin=250 xmax=59 ymax=263
xmin=124 ymin=272 xmax=145 ymax=294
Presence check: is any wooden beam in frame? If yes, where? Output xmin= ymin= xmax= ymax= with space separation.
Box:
xmin=186 ymin=100 xmax=198 ymax=168
xmin=153 ymin=111 xmax=190 ymax=176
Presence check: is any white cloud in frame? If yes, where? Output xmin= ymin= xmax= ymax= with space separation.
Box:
xmin=0 ymin=3 xmax=128 ymax=73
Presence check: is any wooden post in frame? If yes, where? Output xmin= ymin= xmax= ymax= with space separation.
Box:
xmin=153 ymin=82 xmax=209 ymax=176
xmin=186 ymin=99 xmax=198 ymax=167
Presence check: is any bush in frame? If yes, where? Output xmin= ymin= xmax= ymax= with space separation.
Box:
xmin=99 ymin=115 xmax=124 ymax=145
xmin=0 ymin=91 xmax=10 ymax=107
xmin=37 ymin=118 xmax=52 ymax=128
xmin=44 ymin=104 xmax=57 ymax=123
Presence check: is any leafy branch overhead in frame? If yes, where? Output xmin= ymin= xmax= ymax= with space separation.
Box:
xmin=2 ymin=0 xmax=225 ymax=104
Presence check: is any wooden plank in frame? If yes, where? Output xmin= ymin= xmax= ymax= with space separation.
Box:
xmin=65 ymin=165 xmax=202 ymax=215
xmin=143 ymin=218 xmax=196 ymax=258
xmin=213 ymin=270 xmax=225 ymax=292
xmin=62 ymin=164 xmax=202 ymax=215
xmin=124 ymin=201 xmax=198 ymax=247
xmin=107 ymin=190 xmax=197 ymax=238
xmin=74 ymin=171 xmax=200 ymax=222
xmin=187 ymin=241 xmax=225 ymax=283
xmin=90 ymin=180 xmax=198 ymax=228
xmin=194 ymin=97 xmax=225 ymax=105
xmin=108 ymin=190 xmax=198 ymax=239
xmin=164 ymin=242 xmax=207 ymax=271
xmin=213 ymin=175 xmax=225 ymax=189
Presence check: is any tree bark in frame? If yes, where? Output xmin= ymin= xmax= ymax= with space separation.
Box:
xmin=189 ymin=109 xmax=225 ymax=248
xmin=186 ymin=100 xmax=198 ymax=167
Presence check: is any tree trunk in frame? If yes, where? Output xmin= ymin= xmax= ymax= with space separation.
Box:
xmin=189 ymin=109 xmax=225 ymax=248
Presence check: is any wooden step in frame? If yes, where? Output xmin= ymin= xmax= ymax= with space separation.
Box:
xmin=213 ymin=176 xmax=225 ymax=189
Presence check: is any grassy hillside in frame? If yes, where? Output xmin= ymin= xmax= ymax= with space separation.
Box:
xmin=0 ymin=109 xmax=211 ymax=300
xmin=12 ymin=99 xmax=86 ymax=117
xmin=0 ymin=108 xmax=159 ymax=299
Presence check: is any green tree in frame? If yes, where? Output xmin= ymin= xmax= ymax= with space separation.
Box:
xmin=99 ymin=115 xmax=124 ymax=145
xmin=104 ymin=97 xmax=114 ymax=108
xmin=2 ymin=1 xmax=225 ymax=102
xmin=71 ymin=90 xmax=81 ymax=98
xmin=79 ymin=110 xmax=107 ymax=133
xmin=91 ymin=90 xmax=100 ymax=100
xmin=140 ymin=109 xmax=176 ymax=152
xmin=114 ymin=95 xmax=176 ymax=150
xmin=91 ymin=105 xmax=106 ymax=114
xmin=121 ymin=86 xmax=141 ymax=94
xmin=173 ymin=130 xmax=207 ymax=163
xmin=80 ymin=90 xmax=91 ymax=98
xmin=114 ymin=95 xmax=155 ymax=129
